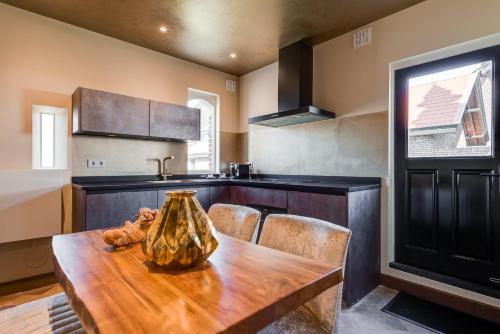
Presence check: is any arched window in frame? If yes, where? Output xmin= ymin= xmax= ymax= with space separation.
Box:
xmin=187 ymin=89 xmax=219 ymax=173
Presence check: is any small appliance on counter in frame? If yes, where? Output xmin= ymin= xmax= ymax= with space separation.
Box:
xmin=228 ymin=162 xmax=238 ymax=179
xmin=228 ymin=162 xmax=253 ymax=179
xmin=236 ymin=162 xmax=253 ymax=179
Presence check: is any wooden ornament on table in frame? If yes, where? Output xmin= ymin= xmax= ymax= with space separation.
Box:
xmin=142 ymin=190 xmax=219 ymax=269
xmin=103 ymin=208 xmax=157 ymax=246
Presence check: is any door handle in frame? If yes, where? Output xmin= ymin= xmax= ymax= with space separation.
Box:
xmin=490 ymin=277 xmax=500 ymax=284
xmin=480 ymin=173 xmax=500 ymax=177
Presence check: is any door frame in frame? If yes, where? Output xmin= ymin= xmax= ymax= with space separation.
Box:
xmin=387 ymin=31 xmax=500 ymax=305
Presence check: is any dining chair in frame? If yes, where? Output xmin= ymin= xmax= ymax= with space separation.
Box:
xmin=207 ymin=204 xmax=261 ymax=242
xmin=258 ymin=214 xmax=352 ymax=334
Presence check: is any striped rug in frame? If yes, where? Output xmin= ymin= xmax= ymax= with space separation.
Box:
xmin=0 ymin=293 xmax=84 ymax=334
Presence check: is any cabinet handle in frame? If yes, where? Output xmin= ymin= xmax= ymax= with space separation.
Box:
xmin=480 ymin=173 xmax=500 ymax=177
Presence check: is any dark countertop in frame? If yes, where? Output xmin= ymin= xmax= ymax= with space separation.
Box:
xmin=72 ymin=174 xmax=381 ymax=195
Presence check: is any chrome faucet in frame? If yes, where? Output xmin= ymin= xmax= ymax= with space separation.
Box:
xmin=162 ymin=156 xmax=175 ymax=180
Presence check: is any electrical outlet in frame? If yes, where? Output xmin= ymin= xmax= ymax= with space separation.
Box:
xmin=87 ymin=159 xmax=105 ymax=168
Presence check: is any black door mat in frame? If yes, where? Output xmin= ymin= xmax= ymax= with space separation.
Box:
xmin=382 ymin=292 xmax=500 ymax=334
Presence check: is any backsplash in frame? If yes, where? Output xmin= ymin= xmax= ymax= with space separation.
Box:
xmin=248 ymin=112 xmax=388 ymax=177
xmin=71 ymin=136 xmax=187 ymax=176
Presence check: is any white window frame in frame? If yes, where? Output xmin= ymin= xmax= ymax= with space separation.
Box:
xmin=32 ymin=105 xmax=68 ymax=170
xmin=187 ymin=88 xmax=220 ymax=174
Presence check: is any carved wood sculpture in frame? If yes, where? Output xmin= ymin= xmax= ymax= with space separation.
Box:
xmin=103 ymin=208 xmax=157 ymax=246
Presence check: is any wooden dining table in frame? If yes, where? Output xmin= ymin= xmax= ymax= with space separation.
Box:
xmin=52 ymin=230 xmax=343 ymax=333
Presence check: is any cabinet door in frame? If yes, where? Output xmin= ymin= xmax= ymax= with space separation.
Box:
xmin=230 ymin=186 xmax=248 ymax=205
xmin=158 ymin=187 xmax=210 ymax=211
xmin=209 ymin=186 xmax=231 ymax=207
xmin=85 ymin=190 xmax=157 ymax=231
xmin=246 ymin=187 xmax=287 ymax=209
xmin=78 ymin=88 xmax=149 ymax=136
xmin=287 ymin=191 xmax=346 ymax=226
xmin=150 ymin=101 xmax=200 ymax=140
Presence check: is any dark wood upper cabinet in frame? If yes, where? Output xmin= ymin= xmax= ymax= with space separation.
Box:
xmin=150 ymin=101 xmax=200 ymax=141
xmin=73 ymin=87 xmax=149 ymax=136
xmin=72 ymin=87 xmax=200 ymax=141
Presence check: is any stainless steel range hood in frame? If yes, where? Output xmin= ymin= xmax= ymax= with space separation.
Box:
xmin=248 ymin=41 xmax=335 ymax=127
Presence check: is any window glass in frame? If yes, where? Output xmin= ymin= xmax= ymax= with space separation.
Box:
xmin=40 ymin=113 xmax=55 ymax=168
xmin=32 ymin=105 xmax=68 ymax=169
xmin=187 ymin=90 xmax=219 ymax=173
xmin=407 ymin=61 xmax=492 ymax=158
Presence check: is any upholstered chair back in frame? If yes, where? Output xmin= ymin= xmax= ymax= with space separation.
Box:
xmin=207 ymin=204 xmax=261 ymax=242
xmin=259 ymin=214 xmax=352 ymax=332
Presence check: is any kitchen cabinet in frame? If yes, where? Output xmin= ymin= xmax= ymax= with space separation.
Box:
xmin=73 ymin=87 xmax=149 ymax=136
xmin=287 ymin=191 xmax=346 ymax=225
xmin=83 ymin=189 xmax=157 ymax=231
xmin=209 ymin=186 xmax=231 ymax=206
xmin=230 ymin=186 xmax=248 ymax=205
xmin=245 ymin=187 xmax=287 ymax=209
xmin=72 ymin=178 xmax=380 ymax=307
xmin=150 ymin=101 xmax=200 ymax=141
xmin=72 ymin=87 xmax=201 ymax=141
xmin=287 ymin=189 xmax=380 ymax=306
xmin=157 ymin=187 xmax=210 ymax=211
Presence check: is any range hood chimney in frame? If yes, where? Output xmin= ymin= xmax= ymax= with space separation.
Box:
xmin=248 ymin=41 xmax=335 ymax=127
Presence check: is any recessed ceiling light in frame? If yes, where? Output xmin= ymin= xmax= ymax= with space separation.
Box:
xmin=230 ymin=53 xmax=236 ymax=59
xmin=159 ymin=26 xmax=168 ymax=33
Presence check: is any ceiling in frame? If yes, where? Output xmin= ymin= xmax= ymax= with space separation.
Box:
xmin=1 ymin=0 xmax=425 ymax=75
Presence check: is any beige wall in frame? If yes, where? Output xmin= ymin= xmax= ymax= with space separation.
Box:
xmin=239 ymin=62 xmax=278 ymax=133
xmin=0 ymin=3 xmax=239 ymax=283
xmin=239 ymin=0 xmax=500 ymax=307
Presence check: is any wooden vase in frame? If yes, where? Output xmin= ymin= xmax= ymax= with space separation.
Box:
xmin=142 ymin=190 xmax=219 ymax=269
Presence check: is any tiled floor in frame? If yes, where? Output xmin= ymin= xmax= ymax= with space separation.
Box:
xmin=0 ymin=284 xmax=433 ymax=333
xmin=335 ymin=286 xmax=433 ymax=334
xmin=0 ymin=283 xmax=64 ymax=311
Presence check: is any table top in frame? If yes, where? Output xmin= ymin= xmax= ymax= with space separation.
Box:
xmin=53 ymin=230 xmax=343 ymax=333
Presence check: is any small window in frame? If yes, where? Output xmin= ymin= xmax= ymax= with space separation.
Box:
xmin=32 ymin=105 xmax=68 ymax=169
xmin=407 ymin=61 xmax=492 ymax=158
xmin=187 ymin=89 xmax=219 ymax=173
xmin=40 ymin=113 xmax=55 ymax=168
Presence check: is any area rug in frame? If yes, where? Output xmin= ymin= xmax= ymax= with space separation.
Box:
xmin=0 ymin=292 xmax=84 ymax=334
xmin=382 ymin=292 xmax=500 ymax=334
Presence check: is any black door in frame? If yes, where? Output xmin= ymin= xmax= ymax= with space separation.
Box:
xmin=395 ymin=45 xmax=500 ymax=289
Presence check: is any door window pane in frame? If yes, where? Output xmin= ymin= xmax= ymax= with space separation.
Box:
xmin=407 ymin=61 xmax=492 ymax=158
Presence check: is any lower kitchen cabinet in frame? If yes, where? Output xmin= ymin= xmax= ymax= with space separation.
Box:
xmin=157 ymin=187 xmax=210 ymax=211
xmin=209 ymin=186 xmax=231 ymax=206
xmin=287 ymin=189 xmax=380 ymax=306
xmin=230 ymin=186 xmax=247 ymax=205
xmin=72 ymin=181 xmax=380 ymax=306
xmin=82 ymin=189 xmax=157 ymax=231
xmin=245 ymin=187 xmax=287 ymax=209
xmin=287 ymin=191 xmax=346 ymax=224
